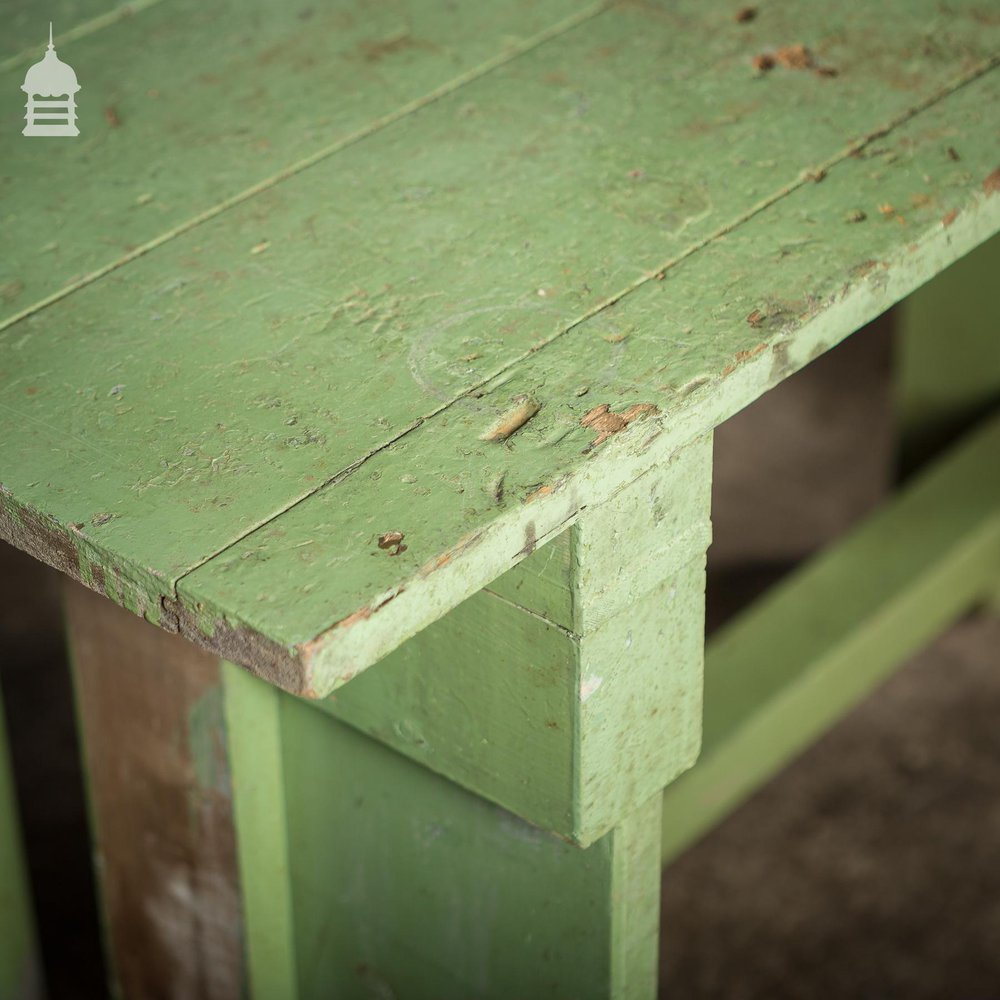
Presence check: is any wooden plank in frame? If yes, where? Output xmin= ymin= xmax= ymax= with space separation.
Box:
xmin=896 ymin=234 xmax=1000 ymax=470
xmin=1 ymin=0 xmax=597 ymax=326
xmin=0 ymin=685 xmax=44 ymax=1000
xmin=660 ymin=409 xmax=1000 ymax=863
xmin=316 ymin=435 xmax=711 ymax=845
xmin=176 ymin=61 xmax=1000 ymax=696
xmin=64 ymin=580 xmax=244 ymax=1000
xmin=273 ymin=681 xmax=664 ymax=1000
xmin=1 ymin=2 xmax=998 ymax=693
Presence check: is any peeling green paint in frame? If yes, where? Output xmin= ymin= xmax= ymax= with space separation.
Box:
xmin=0 ymin=0 xmax=997 ymax=697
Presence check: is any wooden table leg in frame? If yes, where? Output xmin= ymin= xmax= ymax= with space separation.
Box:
xmin=226 ymin=441 xmax=714 ymax=998
xmin=65 ymin=575 xmax=667 ymax=998
xmin=64 ymin=582 xmax=245 ymax=1000
xmin=895 ymin=233 xmax=1000 ymax=473
xmin=226 ymin=662 xmax=662 ymax=1000
xmin=322 ymin=435 xmax=713 ymax=850
xmin=0 ymin=684 xmax=44 ymax=1000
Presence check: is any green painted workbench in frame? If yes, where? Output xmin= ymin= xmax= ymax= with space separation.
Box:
xmin=1 ymin=0 xmax=999 ymax=996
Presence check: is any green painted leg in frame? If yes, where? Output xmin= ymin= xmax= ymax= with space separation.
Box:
xmin=60 ymin=434 xmax=714 ymax=998
xmin=318 ymin=435 xmax=713 ymax=847
xmin=895 ymin=233 xmax=1000 ymax=474
xmin=0 ymin=686 xmax=44 ymax=1000
xmin=62 ymin=569 xmax=667 ymax=998
xmin=219 ymin=435 xmax=712 ymax=998
xmin=219 ymin=439 xmax=714 ymax=999
xmin=662 ymin=411 xmax=1000 ymax=862
xmin=223 ymin=661 xmax=663 ymax=1000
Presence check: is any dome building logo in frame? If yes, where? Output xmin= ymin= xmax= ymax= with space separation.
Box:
xmin=21 ymin=24 xmax=81 ymax=137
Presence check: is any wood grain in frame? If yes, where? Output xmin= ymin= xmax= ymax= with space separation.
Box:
xmin=64 ymin=581 xmax=243 ymax=1000
xmin=1 ymin=0 xmax=998 ymax=692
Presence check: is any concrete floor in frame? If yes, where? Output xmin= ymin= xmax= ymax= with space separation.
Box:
xmin=660 ymin=612 xmax=1000 ymax=999
xmin=2 ymin=313 xmax=998 ymax=998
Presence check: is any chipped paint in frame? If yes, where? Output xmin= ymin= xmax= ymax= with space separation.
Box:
xmin=479 ymin=395 xmax=541 ymax=442
xmin=580 ymin=402 xmax=659 ymax=447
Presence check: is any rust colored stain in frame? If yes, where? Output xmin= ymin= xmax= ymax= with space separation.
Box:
xmin=983 ymin=168 xmax=1000 ymax=196
xmin=377 ymin=531 xmax=407 ymax=556
xmin=753 ymin=44 xmax=837 ymax=76
xmin=360 ymin=32 xmax=433 ymax=63
xmin=480 ymin=395 xmax=541 ymax=442
xmin=334 ymin=606 xmax=374 ymax=630
xmin=104 ymin=105 xmax=121 ymax=128
xmin=581 ymin=402 xmax=660 ymax=447
xmin=850 ymin=259 xmax=880 ymax=278
xmin=746 ymin=308 xmax=766 ymax=328
xmin=942 ymin=208 xmax=959 ymax=228
xmin=524 ymin=484 xmax=555 ymax=503
xmin=775 ymin=44 xmax=814 ymax=69
xmin=723 ymin=342 xmax=768 ymax=377
xmin=735 ymin=6 xmax=757 ymax=23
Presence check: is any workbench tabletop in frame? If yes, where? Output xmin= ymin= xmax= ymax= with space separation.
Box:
xmin=2 ymin=0 xmax=998 ymax=696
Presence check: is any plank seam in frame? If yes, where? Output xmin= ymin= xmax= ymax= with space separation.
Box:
xmin=0 ymin=0 xmax=169 ymax=76
xmin=0 ymin=0 xmax=613 ymax=336
xmin=171 ymin=56 xmax=1000 ymax=595
xmin=480 ymin=587 xmax=582 ymax=641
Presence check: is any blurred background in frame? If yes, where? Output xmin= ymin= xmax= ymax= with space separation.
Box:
xmin=2 ymin=300 xmax=999 ymax=998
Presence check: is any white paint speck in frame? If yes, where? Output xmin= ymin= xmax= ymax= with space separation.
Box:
xmin=580 ymin=675 xmax=603 ymax=702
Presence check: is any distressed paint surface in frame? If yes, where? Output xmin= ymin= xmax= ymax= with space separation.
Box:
xmin=0 ymin=0 xmax=144 ymax=65
xmin=183 ymin=63 xmax=1000 ymax=694
xmin=0 ymin=685 xmax=44 ymax=1000
xmin=65 ymin=580 xmax=245 ymax=1000
xmin=319 ymin=436 xmax=710 ymax=845
xmin=0 ymin=0 xmax=997 ymax=691
xmin=661 ymin=410 xmax=1000 ymax=862
xmin=0 ymin=0 xmax=596 ymax=324
xmin=276 ymin=681 xmax=663 ymax=1000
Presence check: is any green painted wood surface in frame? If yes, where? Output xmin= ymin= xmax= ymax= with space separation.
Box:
xmin=221 ymin=660 xmax=297 ymax=1000
xmin=179 ymin=57 xmax=1000 ymax=695
xmin=660 ymin=408 xmax=1000 ymax=863
xmin=896 ymin=234 xmax=1000 ymax=470
xmin=1 ymin=0 xmax=998 ymax=692
xmin=0 ymin=685 xmax=44 ymax=1000
xmin=0 ymin=0 xmax=149 ymax=66
xmin=270 ymin=675 xmax=663 ymax=1000
xmin=0 ymin=0 xmax=596 ymax=327
xmin=316 ymin=435 xmax=710 ymax=845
